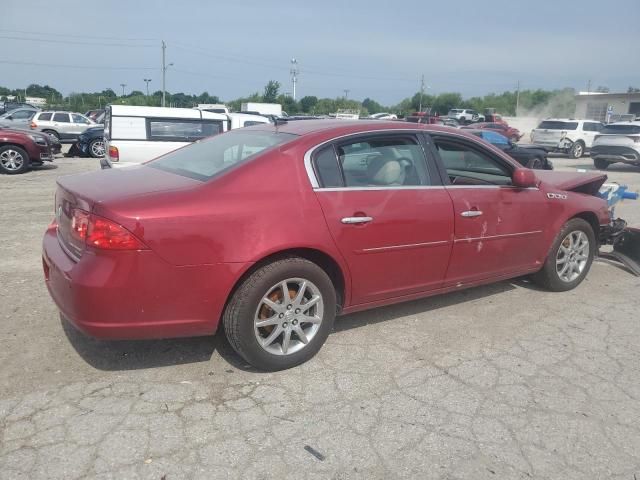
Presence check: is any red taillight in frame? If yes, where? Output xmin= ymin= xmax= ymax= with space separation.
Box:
xmin=30 ymin=121 xmax=37 ymax=129
xmin=108 ymin=145 xmax=119 ymax=162
xmin=71 ymin=208 xmax=146 ymax=250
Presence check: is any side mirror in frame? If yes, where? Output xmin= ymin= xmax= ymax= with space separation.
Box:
xmin=512 ymin=168 xmax=538 ymax=188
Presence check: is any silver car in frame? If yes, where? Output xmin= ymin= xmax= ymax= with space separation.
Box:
xmin=0 ymin=108 xmax=38 ymax=130
xmin=30 ymin=111 xmax=96 ymax=142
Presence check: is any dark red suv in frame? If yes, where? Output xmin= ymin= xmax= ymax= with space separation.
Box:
xmin=0 ymin=127 xmax=59 ymax=174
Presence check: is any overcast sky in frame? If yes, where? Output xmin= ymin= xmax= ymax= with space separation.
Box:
xmin=3 ymin=0 xmax=639 ymax=104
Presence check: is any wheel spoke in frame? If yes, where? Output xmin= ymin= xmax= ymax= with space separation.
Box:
xmin=256 ymin=315 xmax=280 ymax=328
xmin=281 ymin=281 xmax=291 ymax=304
xmin=294 ymin=325 xmax=309 ymax=344
xmin=262 ymin=298 xmax=283 ymax=314
xmin=293 ymin=280 xmax=307 ymax=306
xmin=281 ymin=329 xmax=292 ymax=354
xmin=301 ymin=295 xmax=320 ymax=313
xmin=559 ymin=262 xmax=570 ymax=277
xmin=261 ymin=325 xmax=283 ymax=348
xmin=300 ymin=313 xmax=322 ymax=324
xmin=556 ymin=256 xmax=568 ymax=265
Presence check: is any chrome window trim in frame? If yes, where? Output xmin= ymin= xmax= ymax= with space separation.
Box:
xmin=454 ymin=230 xmax=543 ymax=243
xmin=316 ymin=185 xmax=446 ymax=192
xmin=303 ymin=128 xmax=433 ymax=189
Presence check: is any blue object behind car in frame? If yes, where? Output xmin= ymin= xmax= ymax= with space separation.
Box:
xmin=468 ymin=129 xmax=553 ymax=170
xmin=69 ymin=126 xmax=105 ymax=158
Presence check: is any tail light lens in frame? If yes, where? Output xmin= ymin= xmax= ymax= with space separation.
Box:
xmin=71 ymin=208 xmax=146 ymax=250
xmin=108 ymin=145 xmax=119 ymax=162
xmin=30 ymin=121 xmax=37 ymax=129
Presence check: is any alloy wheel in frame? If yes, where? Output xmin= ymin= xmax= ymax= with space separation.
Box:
xmin=556 ymin=230 xmax=589 ymax=282
xmin=91 ymin=140 xmax=106 ymax=157
xmin=0 ymin=149 xmax=24 ymax=171
xmin=254 ymin=278 xmax=324 ymax=356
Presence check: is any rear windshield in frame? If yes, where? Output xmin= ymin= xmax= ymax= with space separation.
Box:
xmin=537 ymin=121 xmax=578 ymax=130
xmin=148 ymin=130 xmax=297 ymax=181
xmin=602 ymin=124 xmax=640 ymax=135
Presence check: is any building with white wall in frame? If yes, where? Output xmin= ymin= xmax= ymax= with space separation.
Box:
xmin=575 ymin=92 xmax=640 ymax=122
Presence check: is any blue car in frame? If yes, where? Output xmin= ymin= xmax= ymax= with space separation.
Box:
xmin=467 ymin=129 xmax=553 ymax=170
xmin=69 ymin=126 xmax=105 ymax=158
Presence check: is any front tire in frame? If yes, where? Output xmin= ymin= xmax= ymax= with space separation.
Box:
xmin=569 ymin=141 xmax=585 ymax=159
xmin=527 ymin=156 xmax=543 ymax=169
xmin=531 ymin=218 xmax=595 ymax=292
xmin=0 ymin=145 xmax=30 ymax=174
xmin=594 ymin=158 xmax=610 ymax=170
xmin=223 ymin=257 xmax=336 ymax=371
xmin=43 ymin=130 xmax=60 ymax=141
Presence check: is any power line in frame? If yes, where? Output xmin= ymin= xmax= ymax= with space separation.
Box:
xmin=0 ymin=60 xmax=156 ymax=70
xmin=0 ymin=29 xmax=157 ymax=42
xmin=0 ymin=35 xmax=155 ymax=48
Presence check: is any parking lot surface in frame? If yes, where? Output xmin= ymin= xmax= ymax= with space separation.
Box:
xmin=1 ymin=153 xmax=640 ymax=479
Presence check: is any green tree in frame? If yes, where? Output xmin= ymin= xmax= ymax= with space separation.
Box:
xmin=263 ymin=80 xmax=280 ymax=103
xmin=362 ymin=97 xmax=384 ymax=114
xmin=299 ymin=95 xmax=318 ymax=113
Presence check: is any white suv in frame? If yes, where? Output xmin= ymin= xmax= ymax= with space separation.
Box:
xmin=447 ymin=109 xmax=479 ymax=124
xmin=590 ymin=121 xmax=640 ymax=169
xmin=530 ymin=119 xmax=604 ymax=158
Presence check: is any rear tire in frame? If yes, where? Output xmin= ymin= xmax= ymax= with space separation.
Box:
xmin=569 ymin=141 xmax=585 ymax=159
xmin=527 ymin=157 xmax=543 ymax=169
xmin=43 ymin=130 xmax=60 ymax=141
xmin=89 ymin=138 xmax=106 ymax=158
xmin=0 ymin=145 xmax=30 ymax=174
xmin=223 ymin=257 xmax=336 ymax=371
xmin=531 ymin=218 xmax=595 ymax=292
xmin=594 ymin=158 xmax=610 ymax=170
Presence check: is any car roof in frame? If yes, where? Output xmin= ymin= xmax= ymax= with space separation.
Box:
xmin=247 ymin=119 xmax=475 ymax=139
xmin=109 ymin=104 xmax=227 ymax=120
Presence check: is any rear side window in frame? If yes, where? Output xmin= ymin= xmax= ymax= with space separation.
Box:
xmin=482 ymin=131 xmax=509 ymax=145
xmin=149 ymin=130 xmax=296 ymax=181
xmin=602 ymin=124 xmax=640 ymax=134
xmin=53 ymin=113 xmax=70 ymax=123
xmin=335 ymin=135 xmax=431 ymax=187
xmin=147 ymin=119 xmax=223 ymax=141
xmin=313 ymin=146 xmax=343 ymax=188
xmin=38 ymin=113 xmax=52 ymax=121
xmin=537 ymin=121 xmax=578 ymax=130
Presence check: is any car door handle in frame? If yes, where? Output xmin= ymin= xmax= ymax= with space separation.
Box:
xmin=341 ymin=216 xmax=373 ymax=224
xmin=461 ymin=210 xmax=483 ymax=217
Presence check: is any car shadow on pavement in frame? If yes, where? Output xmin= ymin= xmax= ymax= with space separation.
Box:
xmin=31 ymin=164 xmax=58 ymax=171
xmin=62 ymin=281 xmax=532 ymax=373
xmin=574 ymin=163 xmax=640 ymax=173
xmin=61 ymin=315 xmax=220 ymax=371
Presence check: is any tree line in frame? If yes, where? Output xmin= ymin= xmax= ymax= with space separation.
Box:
xmin=5 ymin=81 xmax=627 ymax=118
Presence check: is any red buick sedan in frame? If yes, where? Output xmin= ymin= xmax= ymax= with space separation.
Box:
xmin=43 ymin=120 xmax=611 ymax=370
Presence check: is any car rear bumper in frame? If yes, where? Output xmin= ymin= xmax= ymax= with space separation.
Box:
xmin=42 ymin=227 xmax=250 ymax=340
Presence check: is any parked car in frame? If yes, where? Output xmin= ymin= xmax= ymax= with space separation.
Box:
xmin=71 ymin=126 xmax=105 ymax=158
xmin=0 ymin=102 xmax=37 ymax=115
xmin=84 ymin=109 xmax=105 ymax=122
xmin=43 ymin=120 xmax=613 ymax=370
xmin=591 ymin=121 xmax=640 ymax=169
xmin=447 ymin=109 xmax=479 ymax=124
xmin=0 ymin=108 xmax=38 ymax=130
xmin=530 ymin=119 xmax=604 ymax=158
xmin=463 ymin=122 xmax=522 ymax=142
xmin=467 ymin=129 xmax=552 ymax=169
xmin=368 ymin=113 xmax=398 ymax=120
xmin=30 ymin=111 xmax=97 ymax=143
xmin=0 ymin=126 xmax=58 ymax=174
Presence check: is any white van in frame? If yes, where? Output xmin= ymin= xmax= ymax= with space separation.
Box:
xmin=104 ymin=106 xmax=270 ymax=167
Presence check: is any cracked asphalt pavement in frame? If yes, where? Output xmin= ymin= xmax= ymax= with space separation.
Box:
xmin=1 ymin=153 xmax=639 ymax=479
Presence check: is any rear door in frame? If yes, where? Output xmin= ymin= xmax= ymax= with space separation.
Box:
xmin=310 ymin=132 xmax=454 ymax=305
xmin=430 ymin=134 xmax=547 ymax=285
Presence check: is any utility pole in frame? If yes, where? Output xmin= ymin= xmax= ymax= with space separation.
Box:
xmin=515 ymin=80 xmax=520 ymax=116
xmin=143 ymin=78 xmax=152 ymax=97
xmin=162 ymin=41 xmax=166 ymax=107
xmin=290 ymin=58 xmax=299 ymax=101
xmin=343 ymin=89 xmax=350 ymax=99
xmin=419 ymin=74 xmax=425 ymax=112
xmin=120 ymin=83 xmax=127 ymax=96
xmin=587 ymin=79 xmax=592 ymax=94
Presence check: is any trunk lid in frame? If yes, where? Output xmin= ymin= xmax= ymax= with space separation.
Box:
xmin=55 ymin=165 xmax=201 ymax=259
xmin=534 ymin=170 xmax=607 ymax=195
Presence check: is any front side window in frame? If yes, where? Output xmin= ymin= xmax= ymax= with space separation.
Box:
xmin=72 ymin=114 xmax=90 ymax=124
xmin=336 ymin=135 xmax=431 ymax=187
xmin=149 ymin=130 xmax=296 ymax=181
xmin=434 ymin=137 xmax=512 ymax=186
xmin=147 ymin=119 xmax=223 ymax=142
xmin=53 ymin=113 xmax=70 ymax=123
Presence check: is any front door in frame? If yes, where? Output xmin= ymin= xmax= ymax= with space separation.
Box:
xmin=310 ymin=133 xmax=454 ymax=305
xmin=431 ymin=135 xmax=546 ymax=286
